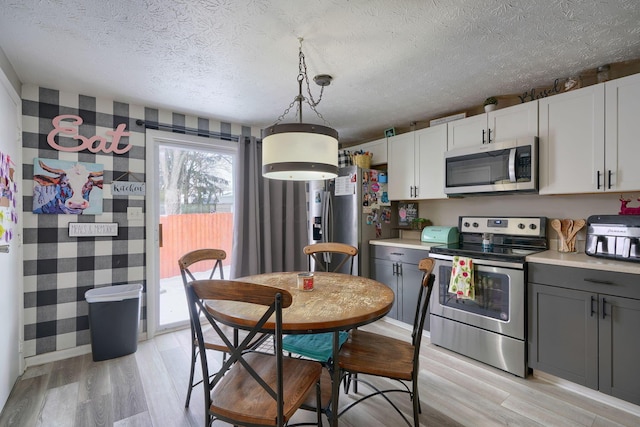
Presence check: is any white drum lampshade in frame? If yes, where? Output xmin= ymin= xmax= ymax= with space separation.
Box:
xmin=262 ymin=123 xmax=338 ymax=181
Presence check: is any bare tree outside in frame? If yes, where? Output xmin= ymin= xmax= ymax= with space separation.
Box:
xmin=155 ymin=139 xmax=236 ymax=328
xmin=159 ymin=146 xmax=233 ymax=215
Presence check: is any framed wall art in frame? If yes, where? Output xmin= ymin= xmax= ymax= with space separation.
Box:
xmin=33 ymin=158 xmax=104 ymax=215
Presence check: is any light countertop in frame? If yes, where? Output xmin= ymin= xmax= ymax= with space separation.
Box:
xmin=369 ymin=238 xmax=437 ymax=251
xmin=370 ymin=238 xmax=640 ymax=275
xmin=526 ymin=250 xmax=640 ymax=275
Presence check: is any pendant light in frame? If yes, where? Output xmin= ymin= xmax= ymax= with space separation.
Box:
xmin=262 ymin=38 xmax=339 ymax=181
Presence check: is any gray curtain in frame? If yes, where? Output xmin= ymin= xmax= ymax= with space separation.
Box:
xmin=231 ymin=136 xmax=307 ymax=278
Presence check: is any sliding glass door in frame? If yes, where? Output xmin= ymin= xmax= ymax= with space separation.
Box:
xmin=146 ymin=130 xmax=236 ymax=335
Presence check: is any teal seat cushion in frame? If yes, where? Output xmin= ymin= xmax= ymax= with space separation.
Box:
xmin=282 ymin=331 xmax=349 ymax=362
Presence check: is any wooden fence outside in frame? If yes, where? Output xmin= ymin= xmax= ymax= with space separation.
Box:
xmin=159 ymin=213 xmax=233 ymax=279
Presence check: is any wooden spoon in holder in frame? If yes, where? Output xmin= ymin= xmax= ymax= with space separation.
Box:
xmin=551 ymin=219 xmax=569 ymax=252
xmin=566 ymin=218 xmax=586 ymax=252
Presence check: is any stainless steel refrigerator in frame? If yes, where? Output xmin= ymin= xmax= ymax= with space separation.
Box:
xmin=308 ymin=166 xmax=398 ymax=277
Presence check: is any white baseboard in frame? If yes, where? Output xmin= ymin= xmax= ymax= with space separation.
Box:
xmin=25 ymin=345 xmax=92 ymax=368
xmin=532 ymin=370 xmax=640 ymax=417
xmin=24 ymin=333 xmax=149 ymax=369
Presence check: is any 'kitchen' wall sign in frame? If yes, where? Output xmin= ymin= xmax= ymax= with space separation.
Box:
xmin=112 ymin=181 xmax=146 ymax=196
xmin=47 ymin=114 xmax=132 ymax=154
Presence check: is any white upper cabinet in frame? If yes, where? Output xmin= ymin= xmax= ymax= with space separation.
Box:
xmin=387 ymin=124 xmax=448 ymax=200
xmin=415 ymin=125 xmax=447 ymax=200
xmin=539 ymin=84 xmax=605 ymax=194
xmin=490 ymin=102 xmax=539 ymax=142
xmin=387 ymin=132 xmax=415 ymax=200
xmin=446 ymin=114 xmax=487 ymax=150
xmin=605 ymin=73 xmax=640 ymax=192
xmin=347 ymin=137 xmax=388 ymax=165
xmin=539 ymin=73 xmax=640 ymax=195
xmin=447 ymin=102 xmax=539 ymax=150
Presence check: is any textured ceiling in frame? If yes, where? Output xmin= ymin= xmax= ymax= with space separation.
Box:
xmin=1 ymin=0 xmax=639 ymax=144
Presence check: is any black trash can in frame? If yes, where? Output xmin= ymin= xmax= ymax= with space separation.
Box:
xmin=85 ymin=284 xmax=143 ymax=361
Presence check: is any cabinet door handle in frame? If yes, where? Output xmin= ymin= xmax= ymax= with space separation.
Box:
xmin=398 ymin=263 xmax=403 ymax=276
xmin=584 ymin=278 xmax=614 ymax=285
xmin=596 ymin=170 xmax=602 ymax=189
xmin=392 ymin=262 xmax=397 ymax=276
xmin=487 ymin=128 xmax=492 ymax=144
xmin=414 ymin=186 xmax=418 ymax=198
xmin=590 ymin=295 xmax=597 ymax=317
xmin=602 ymin=297 xmax=608 ymax=319
xmin=607 ymin=169 xmax=612 ymax=189
xmin=482 ymin=129 xmax=486 ymax=144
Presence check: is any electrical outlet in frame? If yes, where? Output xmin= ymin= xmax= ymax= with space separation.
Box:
xmin=127 ymin=207 xmax=143 ymax=221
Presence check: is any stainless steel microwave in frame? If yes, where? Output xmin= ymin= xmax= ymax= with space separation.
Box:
xmin=444 ymin=136 xmax=538 ymax=196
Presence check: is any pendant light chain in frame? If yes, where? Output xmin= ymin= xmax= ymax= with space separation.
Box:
xmin=262 ymin=37 xmax=339 ymax=181
xmin=299 ymin=44 xmax=324 ymax=108
xmin=272 ymin=38 xmax=332 ymax=127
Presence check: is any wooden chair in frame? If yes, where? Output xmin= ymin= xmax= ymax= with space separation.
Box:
xmin=185 ymin=279 xmax=323 ymax=427
xmin=282 ymin=242 xmax=358 ymax=363
xmin=178 ymin=248 xmax=267 ymax=408
xmin=336 ymin=258 xmax=435 ymax=427
xmin=303 ymin=242 xmax=358 ymax=274
xmin=282 ymin=242 xmax=358 ymax=420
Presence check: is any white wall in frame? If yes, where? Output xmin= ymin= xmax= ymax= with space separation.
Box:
xmin=420 ymin=192 xmax=624 ymax=225
xmin=0 ymin=67 xmax=22 ymax=411
xmin=419 ymin=192 xmax=627 ymax=248
xmin=0 ymin=48 xmax=19 ymax=95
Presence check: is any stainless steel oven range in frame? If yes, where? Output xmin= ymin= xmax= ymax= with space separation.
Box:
xmin=428 ymin=216 xmax=547 ymax=377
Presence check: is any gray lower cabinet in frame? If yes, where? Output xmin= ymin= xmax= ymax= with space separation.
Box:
xmin=529 ymin=284 xmax=598 ymax=387
xmin=370 ymin=245 xmax=430 ymax=329
xmin=528 ymin=263 xmax=640 ymax=406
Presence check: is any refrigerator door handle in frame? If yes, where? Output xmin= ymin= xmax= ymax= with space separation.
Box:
xmin=320 ymin=191 xmax=327 ymax=243
xmin=327 ymin=190 xmax=334 ymax=242
xmin=323 ymin=190 xmax=333 ymax=264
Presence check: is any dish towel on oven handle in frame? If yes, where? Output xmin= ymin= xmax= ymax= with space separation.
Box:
xmin=448 ymin=256 xmax=475 ymax=299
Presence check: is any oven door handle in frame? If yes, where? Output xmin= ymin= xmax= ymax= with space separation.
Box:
xmin=508 ymin=148 xmax=517 ymax=182
xmin=428 ymin=253 xmax=454 ymax=262
xmin=429 ymin=252 xmax=525 ymax=269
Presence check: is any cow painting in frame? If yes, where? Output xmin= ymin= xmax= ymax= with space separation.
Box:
xmin=33 ymin=159 xmax=104 ymax=214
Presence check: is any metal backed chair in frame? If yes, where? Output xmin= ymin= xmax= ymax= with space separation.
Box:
xmin=178 ymin=248 xmax=266 ymax=408
xmin=281 ymin=242 xmax=358 ymax=421
xmin=282 ymin=243 xmax=358 ymax=363
xmin=185 ymin=279 xmax=323 ymax=427
xmin=337 ymin=258 xmax=435 ymax=427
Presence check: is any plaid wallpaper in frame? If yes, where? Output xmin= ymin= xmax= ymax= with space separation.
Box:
xmin=21 ymin=85 xmax=258 ymax=358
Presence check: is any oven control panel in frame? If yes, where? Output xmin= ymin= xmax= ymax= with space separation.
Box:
xmin=459 ymin=216 xmax=545 ymax=237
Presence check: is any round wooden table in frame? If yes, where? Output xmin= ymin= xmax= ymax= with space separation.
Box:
xmin=206 ymin=271 xmax=394 ymax=427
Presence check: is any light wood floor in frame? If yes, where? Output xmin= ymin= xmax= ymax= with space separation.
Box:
xmin=2 ymin=319 xmax=640 ymax=427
